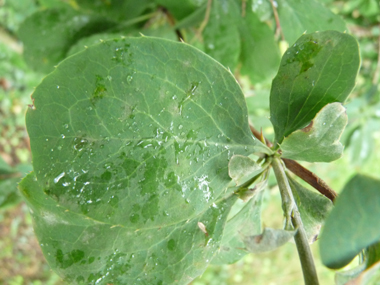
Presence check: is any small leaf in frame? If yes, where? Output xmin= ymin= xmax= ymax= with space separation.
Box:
xmin=320 ymin=174 xmax=380 ymax=269
xmin=212 ymin=191 xmax=264 ymax=264
xmin=277 ymin=0 xmax=347 ymax=45
xmin=270 ymin=31 xmax=360 ymax=144
xmin=243 ymin=227 xmax=296 ymax=253
xmin=280 ymin=102 xmax=348 ymax=162
xmin=287 ymin=174 xmax=333 ymax=243
xmin=228 ymin=155 xmax=263 ymax=186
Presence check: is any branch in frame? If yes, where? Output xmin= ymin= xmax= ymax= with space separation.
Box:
xmin=192 ymin=0 xmax=212 ymax=42
xmin=269 ymin=0 xmax=285 ymax=41
xmin=161 ymin=7 xmax=184 ymax=41
xmin=282 ymin=158 xmax=337 ymax=202
xmin=249 ymin=124 xmax=337 ymax=202
xmin=271 ymin=157 xmax=320 ymax=285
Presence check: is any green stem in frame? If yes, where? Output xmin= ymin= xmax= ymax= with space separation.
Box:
xmin=271 ymin=157 xmax=319 ymax=285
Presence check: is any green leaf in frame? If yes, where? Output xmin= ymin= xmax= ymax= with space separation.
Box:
xmin=270 ymin=31 xmax=360 ymax=144
xmin=239 ymin=6 xmax=280 ymax=83
xmin=20 ymin=172 xmax=237 ymax=284
xmin=228 ymin=155 xmax=263 ymax=186
xmin=174 ymin=4 xmax=207 ymax=30
xmin=203 ymin=0 xmax=241 ymax=70
xmin=280 ymin=102 xmax=348 ymax=162
xmin=25 ymin=36 xmax=270 ymax=282
xmin=320 ymin=174 xmax=380 ymax=269
xmin=212 ymin=190 xmax=264 ymax=264
xmin=155 ymin=0 xmax=206 ymax=20
xmin=243 ymin=227 xmax=296 ymax=253
xmin=18 ymin=7 xmax=116 ymax=73
xmin=277 ymin=0 xmax=347 ymax=45
xmin=71 ymin=0 xmax=154 ymax=22
xmin=287 ymin=174 xmax=333 ymax=243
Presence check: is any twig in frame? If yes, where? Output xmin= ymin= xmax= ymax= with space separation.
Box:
xmin=372 ymin=29 xmax=380 ymax=85
xmin=193 ymin=0 xmax=213 ymax=42
xmin=282 ymin=159 xmax=337 ymax=202
xmin=271 ymin=157 xmax=320 ymax=285
xmin=269 ymin=0 xmax=285 ymax=41
xmin=249 ymin=124 xmax=337 ymax=202
xmin=241 ymin=0 xmax=247 ymax=17
xmin=161 ymin=7 xmax=184 ymax=42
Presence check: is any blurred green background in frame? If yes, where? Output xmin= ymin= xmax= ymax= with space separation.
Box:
xmin=0 ymin=0 xmax=379 ymax=284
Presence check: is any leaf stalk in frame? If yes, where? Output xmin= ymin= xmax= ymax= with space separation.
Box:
xmin=271 ymin=157 xmax=320 ymax=285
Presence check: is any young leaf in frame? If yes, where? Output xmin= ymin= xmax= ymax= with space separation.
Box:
xmin=277 ymin=0 xmax=347 ymax=45
xmin=270 ymin=31 xmax=360 ymax=144
xmin=228 ymin=155 xmax=263 ymax=186
xmin=25 ymin=36 xmax=270 ymax=282
xmin=287 ymin=174 xmax=333 ymax=243
xmin=19 ymin=172 xmax=237 ymax=284
xmin=320 ymin=174 xmax=380 ymax=269
xmin=18 ymin=7 xmax=116 ymax=73
xmin=242 ymin=228 xmax=297 ymax=253
xmin=280 ymin=102 xmax=348 ymax=162
xmin=212 ymin=190 xmax=264 ymax=264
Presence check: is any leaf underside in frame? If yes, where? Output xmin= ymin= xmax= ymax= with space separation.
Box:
xmin=23 ymin=36 xmax=269 ymax=284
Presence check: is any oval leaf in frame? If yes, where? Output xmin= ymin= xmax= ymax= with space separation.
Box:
xmin=280 ymin=102 xmax=348 ymax=162
xmin=320 ymin=174 xmax=380 ymax=269
xmin=270 ymin=31 xmax=360 ymax=144
xmin=25 ymin=36 xmax=269 ymax=282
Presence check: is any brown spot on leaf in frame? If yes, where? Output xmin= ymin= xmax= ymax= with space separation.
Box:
xmin=301 ymin=120 xmax=314 ymax=132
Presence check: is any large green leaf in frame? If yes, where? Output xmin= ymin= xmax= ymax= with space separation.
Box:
xmin=280 ymin=102 xmax=348 ymax=162
xmin=24 ymin=36 xmax=270 ymax=283
xmin=277 ymin=0 xmax=347 ymax=45
xmin=287 ymin=174 xmax=333 ymax=243
xmin=203 ymin=0 xmax=241 ymax=70
xmin=320 ymin=174 xmax=380 ymax=269
xmin=20 ymin=172 xmax=236 ymax=284
xmin=18 ymin=7 xmax=116 ymax=73
xmin=270 ymin=31 xmax=360 ymax=144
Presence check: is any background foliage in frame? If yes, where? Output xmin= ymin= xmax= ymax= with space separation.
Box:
xmin=0 ymin=0 xmax=379 ymax=284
